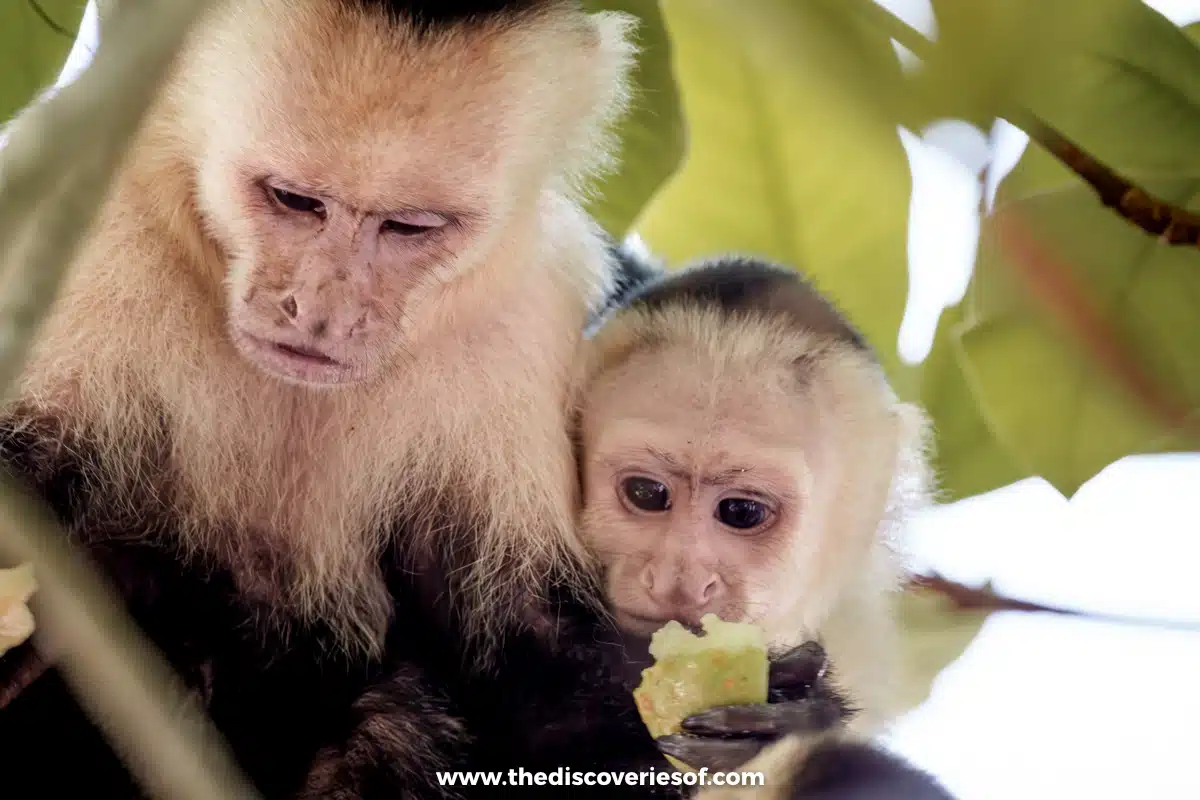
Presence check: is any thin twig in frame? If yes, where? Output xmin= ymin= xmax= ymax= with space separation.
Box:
xmin=908 ymin=572 xmax=1200 ymax=633
xmin=26 ymin=0 xmax=74 ymax=39
xmin=1015 ymin=116 xmax=1200 ymax=245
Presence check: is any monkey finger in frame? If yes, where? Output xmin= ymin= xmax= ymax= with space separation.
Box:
xmin=656 ymin=733 xmax=768 ymax=773
xmin=768 ymin=641 xmax=827 ymax=694
xmin=680 ymin=699 xmax=844 ymax=739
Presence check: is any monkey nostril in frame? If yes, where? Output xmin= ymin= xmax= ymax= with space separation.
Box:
xmin=310 ymin=319 xmax=329 ymax=338
xmin=280 ymin=295 xmax=298 ymax=319
xmin=700 ymin=576 xmax=720 ymax=602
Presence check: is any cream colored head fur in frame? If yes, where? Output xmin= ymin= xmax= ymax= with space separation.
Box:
xmin=577 ymin=301 xmax=933 ymax=727
xmin=7 ymin=0 xmax=637 ymax=658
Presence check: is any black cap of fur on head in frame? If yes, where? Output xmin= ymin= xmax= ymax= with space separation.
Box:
xmin=624 ymin=255 xmax=874 ymax=357
xmin=352 ymin=0 xmax=569 ymax=29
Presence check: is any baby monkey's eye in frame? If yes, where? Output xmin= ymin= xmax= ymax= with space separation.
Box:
xmin=270 ymin=186 xmax=325 ymax=216
xmin=717 ymin=498 xmax=769 ymax=531
xmin=622 ymin=476 xmax=671 ymax=512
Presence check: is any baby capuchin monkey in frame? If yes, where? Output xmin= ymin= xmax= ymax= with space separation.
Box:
xmin=295 ymin=252 xmax=951 ymax=798
xmin=574 ymin=255 xmax=954 ymax=797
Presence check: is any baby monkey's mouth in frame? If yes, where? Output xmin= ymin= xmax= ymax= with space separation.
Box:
xmin=616 ymin=609 xmax=706 ymax=637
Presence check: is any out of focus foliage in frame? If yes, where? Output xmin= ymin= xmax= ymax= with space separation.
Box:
xmin=0 ymin=1 xmax=86 ymax=122
xmin=893 ymin=589 xmax=991 ymax=712
xmin=582 ymin=0 xmax=1200 ymax=504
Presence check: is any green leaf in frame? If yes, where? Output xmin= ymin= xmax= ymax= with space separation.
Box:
xmin=0 ymin=1 xmax=86 ymax=123
xmin=635 ymin=0 xmax=915 ymax=384
xmin=905 ymin=0 xmax=1116 ymax=131
xmin=895 ymin=589 xmax=990 ymax=713
xmin=581 ymin=0 xmax=686 ymax=239
xmin=953 ymin=11 xmax=1200 ymax=497
xmin=919 ymin=304 xmax=1026 ymax=502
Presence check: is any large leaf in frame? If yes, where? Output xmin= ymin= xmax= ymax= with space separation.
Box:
xmin=903 ymin=0 xmax=1124 ymax=132
xmin=894 ymin=589 xmax=991 ymax=713
xmin=582 ymin=0 xmax=686 ymax=238
xmin=634 ymin=0 xmax=916 ymax=385
xmin=919 ymin=304 xmax=1026 ymax=502
xmin=0 ymin=1 xmax=86 ymax=123
xmin=951 ymin=11 xmax=1200 ymax=497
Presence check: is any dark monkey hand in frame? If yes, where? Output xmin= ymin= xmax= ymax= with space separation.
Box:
xmin=655 ymin=641 xmax=852 ymax=773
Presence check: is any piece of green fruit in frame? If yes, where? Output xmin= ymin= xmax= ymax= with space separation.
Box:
xmin=633 ymin=614 xmax=769 ymax=772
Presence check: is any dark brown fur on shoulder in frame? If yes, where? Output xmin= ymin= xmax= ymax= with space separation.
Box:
xmin=298 ymin=662 xmax=470 ymax=800
xmin=302 ymin=589 xmax=687 ymax=798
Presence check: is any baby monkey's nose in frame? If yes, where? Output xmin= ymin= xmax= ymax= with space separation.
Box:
xmin=642 ymin=563 xmax=726 ymax=629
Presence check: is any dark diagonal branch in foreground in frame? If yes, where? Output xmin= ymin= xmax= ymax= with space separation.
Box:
xmin=1014 ymin=114 xmax=1200 ymax=245
xmin=908 ymin=572 xmax=1200 ymax=633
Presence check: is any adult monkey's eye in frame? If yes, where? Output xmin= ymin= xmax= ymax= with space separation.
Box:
xmin=381 ymin=212 xmax=448 ymax=237
xmin=621 ymin=477 xmax=671 ymax=512
xmin=270 ymin=186 xmax=325 ymax=216
xmin=717 ymin=498 xmax=769 ymax=531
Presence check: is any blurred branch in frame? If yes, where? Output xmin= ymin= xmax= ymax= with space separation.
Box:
xmin=849 ymin=0 xmax=1200 ymax=247
xmin=0 ymin=0 xmax=259 ymax=797
xmin=909 ymin=572 xmax=1200 ymax=633
xmin=0 ymin=479 xmax=259 ymax=799
xmin=1016 ymin=117 xmax=1200 ymax=245
xmin=991 ymin=210 xmax=1200 ymax=437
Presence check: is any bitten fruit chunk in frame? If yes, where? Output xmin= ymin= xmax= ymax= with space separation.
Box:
xmin=633 ymin=614 xmax=769 ymax=771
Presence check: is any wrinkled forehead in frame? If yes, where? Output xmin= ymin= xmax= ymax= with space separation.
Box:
xmin=196 ymin=2 xmax=562 ymax=204
xmin=582 ymin=343 xmax=819 ymax=458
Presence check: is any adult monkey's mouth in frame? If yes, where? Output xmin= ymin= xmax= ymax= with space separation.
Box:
xmin=232 ymin=328 xmax=357 ymax=387
xmin=274 ymin=340 xmax=338 ymax=365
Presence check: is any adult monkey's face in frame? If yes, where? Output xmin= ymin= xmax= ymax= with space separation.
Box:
xmin=181 ymin=0 xmax=620 ymax=388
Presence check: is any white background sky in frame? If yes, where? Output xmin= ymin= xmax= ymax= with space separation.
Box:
xmin=42 ymin=2 xmax=1200 ymax=796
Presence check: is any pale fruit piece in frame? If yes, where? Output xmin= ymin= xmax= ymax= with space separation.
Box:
xmin=633 ymin=614 xmax=769 ymax=771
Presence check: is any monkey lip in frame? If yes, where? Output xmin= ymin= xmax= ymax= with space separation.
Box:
xmin=233 ymin=329 xmax=358 ymax=387
xmin=275 ymin=341 xmax=338 ymax=365
xmin=615 ymin=610 xmax=704 ymax=637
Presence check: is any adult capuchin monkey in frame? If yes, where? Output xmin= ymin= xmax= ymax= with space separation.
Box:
xmin=0 ymin=0 xmax=657 ymax=795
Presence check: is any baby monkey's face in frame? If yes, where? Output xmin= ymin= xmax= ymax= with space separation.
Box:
xmin=579 ymin=346 xmax=811 ymax=638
